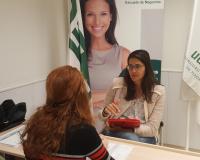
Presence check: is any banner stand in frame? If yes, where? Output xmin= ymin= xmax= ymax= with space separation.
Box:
xmin=185 ymin=102 xmax=191 ymax=151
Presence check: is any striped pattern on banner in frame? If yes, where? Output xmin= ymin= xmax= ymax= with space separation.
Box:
xmin=69 ymin=0 xmax=90 ymax=84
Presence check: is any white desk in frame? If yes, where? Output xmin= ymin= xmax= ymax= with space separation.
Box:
xmin=105 ymin=136 xmax=200 ymax=160
xmin=0 ymin=125 xmax=200 ymax=160
xmin=0 ymin=125 xmax=24 ymax=158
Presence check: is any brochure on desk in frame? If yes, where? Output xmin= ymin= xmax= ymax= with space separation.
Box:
xmin=86 ymin=142 xmax=133 ymax=160
xmin=107 ymin=142 xmax=133 ymax=160
xmin=0 ymin=125 xmax=24 ymax=147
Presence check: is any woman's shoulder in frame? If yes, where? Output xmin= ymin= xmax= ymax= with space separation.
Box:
xmin=117 ymin=45 xmax=130 ymax=68
xmin=112 ymin=77 xmax=126 ymax=89
xmin=68 ymin=123 xmax=99 ymax=139
xmin=70 ymin=123 xmax=95 ymax=131
xmin=121 ymin=46 xmax=130 ymax=55
xmin=153 ymin=85 xmax=166 ymax=95
xmin=112 ymin=44 xmax=130 ymax=55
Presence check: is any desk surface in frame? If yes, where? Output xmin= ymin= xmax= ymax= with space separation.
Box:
xmin=0 ymin=124 xmax=24 ymax=158
xmin=105 ymin=136 xmax=200 ymax=160
xmin=0 ymin=125 xmax=200 ymax=160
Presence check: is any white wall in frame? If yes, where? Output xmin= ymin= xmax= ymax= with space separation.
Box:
xmin=162 ymin=0 xmax=194 ymax=71
xmin=0 ymin=0 xmax=200 ymax=151
xmin=0 ymin=80 xmax=46 ymax=119
xmin=0 ymin=0 xmax=67 ymax=91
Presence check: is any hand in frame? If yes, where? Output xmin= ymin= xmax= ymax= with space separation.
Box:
xmin=103 ymin=102 xmax=120 ymax=117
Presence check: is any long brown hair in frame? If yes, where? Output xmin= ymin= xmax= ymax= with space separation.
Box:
xmin=125 ymin=50 xmax=159 ymax=102
xmin=21 ymin=65 xmax=93 ymax=159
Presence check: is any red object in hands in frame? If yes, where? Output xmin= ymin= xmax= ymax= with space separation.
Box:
xmin=108 ymin=118 xmax=140 ymax=128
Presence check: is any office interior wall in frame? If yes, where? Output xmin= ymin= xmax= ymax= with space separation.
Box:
xmin=0 ymin=0 xmax=67 ymax=91
xmin=0 ymin=0 xmax=199 ymax=150
xmin=162 ymin=0 xmax=194 ymax=71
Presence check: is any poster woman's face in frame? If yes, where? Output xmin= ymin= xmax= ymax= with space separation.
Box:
xmin=84 ymin=0 xmax=112 ymax=39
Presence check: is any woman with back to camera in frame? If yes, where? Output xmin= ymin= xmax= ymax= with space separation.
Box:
xmin=80 ymin=0 xmax=130 ymax=109
xmin=100 ymin=50 xmax=165 ymax=144
xmin=21 ymin=65 xmax=114 ymax=160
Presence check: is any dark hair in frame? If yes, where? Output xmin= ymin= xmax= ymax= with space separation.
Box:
xmin=21 ymin=65 xmax=93 ymax=159
xmin=80 ymin=0 xmax=118 ymax=57
xmin=125 ymin=50 xmax=158 ymax=102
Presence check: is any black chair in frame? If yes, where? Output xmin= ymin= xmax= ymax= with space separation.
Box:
xmin=158 ymin=121 xmax=164 ymax=145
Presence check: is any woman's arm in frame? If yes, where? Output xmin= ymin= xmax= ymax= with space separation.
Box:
xmin=135 ymin=86 xmax=166 ymax=137
xmin=121 ymin=47 xmax=130 ymax=69
xmin=98 ymin=85 xmax=117 ymax=120
xmin=99 ymin=78 xmax=126 ymax=120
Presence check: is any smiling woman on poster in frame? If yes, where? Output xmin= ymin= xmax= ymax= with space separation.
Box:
xmin=80 ymin=0 xmax=130 ymax=109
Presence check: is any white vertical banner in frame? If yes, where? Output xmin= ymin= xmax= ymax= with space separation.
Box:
xmin=197 ymin=101 xmax=200 ymax=125
xmin=182 ymin=0 xmax=200 ymax=150
xmin=183 ymin=0 xmax=200 ymax=97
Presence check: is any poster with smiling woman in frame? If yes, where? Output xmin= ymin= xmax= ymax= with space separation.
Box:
xmin=69 ymin=0 xmax=164 ymax=131
xmin=80 ymin=0 xmax=130 ymax=109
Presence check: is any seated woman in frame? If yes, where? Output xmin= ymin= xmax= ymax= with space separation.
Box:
xmin=21 ymin=65 xmax=114 ymax=160
xmin=99 ymin=50 xmax=165 ymax=144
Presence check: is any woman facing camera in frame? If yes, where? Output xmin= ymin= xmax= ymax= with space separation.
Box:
xmin=21 ymin=65 xmax=114 ymax=160
xmin=80 ymin=0 xmax=130 ymax=109
xmin=100 ymin=50 xmax=165 ymax=144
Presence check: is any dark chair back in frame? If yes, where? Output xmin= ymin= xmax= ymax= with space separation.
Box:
xmin=119 ymin=59 xmax=161 ymax=83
